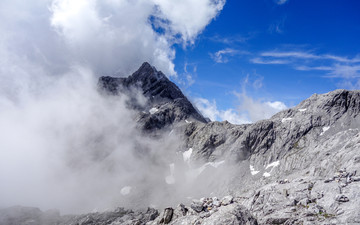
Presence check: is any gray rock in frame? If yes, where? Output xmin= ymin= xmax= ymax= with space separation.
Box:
xmin=0 ymin=206 xmax=159 ymax=225
xmin=265 ymin=217 xmax=289 ymax=224
xmin=159 ymin=208 xmax=173 ymax=224
xmin=191 ymin=200 xmax=204 ymax=213
xmin=324 ymin=178 xmax=334 ymax=183
xmin=335 ymin=195 xmax=349 ymax=202
xmin=221 ymin=195 xmax=233 ymax=206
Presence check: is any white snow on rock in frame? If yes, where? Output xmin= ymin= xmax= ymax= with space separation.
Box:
xmin=198 ymin=161 xmax=225 ymax=174
xmin=250 ymin=165 xmax=260 ymax=175
xmin=188 ymin=160 xmax=225 ymax=179
xmin=320 ymin=126 xmax=330 ymax=136
xmin=149 ymin=107 xmax=158 ymax=114
xmin=120 ymin=186 xmax=132 ymax=195
xmin=281 ymin=118 xmax=292 ymax=123
xmin=208 ymin=160 xmax=225 ymax=168
xmin=165 ymin=163 xmax=176 ymax=184
xmin=185 ymin=119 xmax=192 ymax=124
xmin=263 ymin=172 xmax=271 ymax=177
xmin=299 ymin=108 xmax=307 ymax=112
xmin=265 ymin=160 xmax=280 ymax=169
xmin=183 ymin=148 xmax=193 ymax=163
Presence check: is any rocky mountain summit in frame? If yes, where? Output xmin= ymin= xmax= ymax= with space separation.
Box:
xmin=98 ymin=62 xmax=207 ymax=131
xmin=2 ymin=63 xmax=360 ymax=224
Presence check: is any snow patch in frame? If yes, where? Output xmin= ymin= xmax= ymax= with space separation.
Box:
xmin=265 ymin=160 xmax=280 ymax=169
xmin=183 ymin=148 xmax=193 ymax=163
xmin=250 ymin=165 xmax=260 ymax=175
xmin=149 ymin=107 xmax=158 ymax=114
xmin=120 ymin=186 xmax=132 ymax=195
xmin=281 ymin=117 xmax=292 ymax=123
xmin=185 ymin=119 xmax=192 ymax=124
xmin=320 ymin=126 xmax=330 ymax=136
xmin=189 ymin=160 xmax=225 ymax=179
xmin=165 ymin=163 xmax=175 ymax=184
xmin=298 ymin=108 xmax=307 ymax=112
xmin=263 ymin=172 xmax=271 ymax=177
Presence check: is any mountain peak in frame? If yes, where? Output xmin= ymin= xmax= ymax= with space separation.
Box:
xmin=131 ymin=62 xmax=165 ymax=82
xmin=98 ymin=62 xmax=207 ymax=130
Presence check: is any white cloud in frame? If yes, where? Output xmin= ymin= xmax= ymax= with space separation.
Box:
xmin=251 ymin=57 xmax=289 ymax=65
xmin=153 ymin=0 xmax=226 ymax=44
xmin=210 ymin=48 xmax=246 ymax=63
xmin=260 ymin=51 xmax=319 ymax=59
xmin=259 ymin=50 xmax=360 ymax=63
xmin=235 ymin=92 xmax=287 ymax=122
xmin=328 ymin=64 xmax=360 ymax=78
xmin=254 ymin=50 xmax=360 ymax=86
xmin=194 ymin=94 xmax=287 ymax=124
xmin=0 ymin=0 xmax=226 ymax=78
xmin=194 ymin=98 xmax=250 ymax=124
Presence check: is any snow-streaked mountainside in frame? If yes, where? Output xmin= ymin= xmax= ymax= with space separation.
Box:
xmin=2 ymin=63 xmax=360 ymax=224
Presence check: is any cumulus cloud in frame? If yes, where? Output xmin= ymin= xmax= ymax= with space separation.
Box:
xmin=194 ymin=94 xmax=287 ymax=124
xmin=153 ymin=0 xmax=225 ymax=45
xmin=0 ymin=0 xmax=226 ymax=78
xmin=235 ymin=92 xmax=287 ymax=122
xmin=194 ymin=98 xmax=251 ymax=124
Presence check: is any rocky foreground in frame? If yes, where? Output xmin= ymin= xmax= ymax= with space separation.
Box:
xmin=2 ymin=63 xmax=360 ymax=224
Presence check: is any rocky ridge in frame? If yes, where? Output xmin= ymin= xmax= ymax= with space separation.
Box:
xmin=98 ymin=64 xmax=360 ymax=224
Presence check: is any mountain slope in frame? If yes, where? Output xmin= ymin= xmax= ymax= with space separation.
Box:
xmin=99 ymin=63 xmax=360 ymax=224
xmin=2 ymin=63 xmax=360 ymax=224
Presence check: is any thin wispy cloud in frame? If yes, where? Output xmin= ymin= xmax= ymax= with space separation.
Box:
xmin=210 ymin=48 xmax=237 ymax=63
xmin=260 ymin=51 xmax=319 ymax=59
xmin=254 ymin=49 xmax=360 ymax=88
xmin=269 ymin=17 xmax=286 ymax=34
xmin=328 ymin=64 xmax=360 ymax=78
xmin=209 ymin=34 xmax=252 ymax=44
xmin=260 ymin=51 xmax=360 ymax=63
xmin=275 ymin=0 xmax=288 ymax=5
xmin=251 ymin=57 xmax=289 ymax=65
xmin=210 ymin=48 xmax=248 ymax=63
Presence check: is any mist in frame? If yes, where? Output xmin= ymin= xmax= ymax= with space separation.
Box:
xmin=0 ymin=66 xmax=233 ymax=213
xmin=0 ymin=0 xmax=228 ymax=214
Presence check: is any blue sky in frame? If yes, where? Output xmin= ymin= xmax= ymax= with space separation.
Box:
xmin=169 ymin=0 xmax=360 ymax=122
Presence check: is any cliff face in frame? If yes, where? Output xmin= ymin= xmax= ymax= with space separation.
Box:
xmin=2 ymin=63 xmax=360 ymax=224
